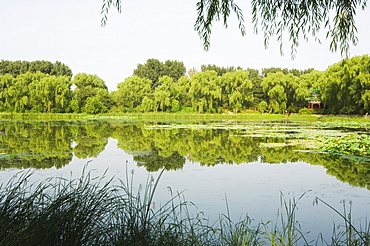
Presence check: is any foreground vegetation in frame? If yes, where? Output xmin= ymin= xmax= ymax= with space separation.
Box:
xmin=1 ymin=148 xmax=368 ymax=245
xmin=0 ymin=169 xmax=368 ymax=246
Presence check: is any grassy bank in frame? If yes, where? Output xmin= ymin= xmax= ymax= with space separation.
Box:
xmin=0 ymin=111 xmax=335 ymax=121
xmin=0 ymin=169 xmax=368 ymax=246
xmin=1 ymin=111 xmax=369 ymax=122
xmin=0 ymin=112 xmax=87 ymax=120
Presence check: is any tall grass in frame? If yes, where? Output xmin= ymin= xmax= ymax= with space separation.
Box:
xmin=0 ymin=168 xmax=369 ymax=246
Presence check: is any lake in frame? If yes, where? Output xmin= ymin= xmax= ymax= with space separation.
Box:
xmin=0 ymin=118 xmax=369 ymax=242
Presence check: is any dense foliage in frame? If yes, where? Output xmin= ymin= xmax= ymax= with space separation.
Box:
xmin=0 ymin=72 xmax=73 ymax=113
xmin=1 ymin=55 xmax=370 ymax=114
xmin=0 ymin=60 xmax=72 ymax=78
xmin=133 ymin=59 xmax=186 ymax=88
xmin=111 ymin=55 xmax=370 ymax=114
xmin=0 ymin=71 xmax=110 ymax=114
xmin=319 ymin=55 xmax=370 ymax=114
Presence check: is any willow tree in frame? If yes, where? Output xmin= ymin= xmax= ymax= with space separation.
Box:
xmin=112 ymin=75 xmax=152 ymax=111
xmin=100 ymin=0 xmax=367 ymax=56
xmin=29 ymin=75 xmax=72 ymax=113
xmin=0 ymin=74 xmax=14 ymax=111
xmin=189 ymin=71 xmax=222 ymax=113
xmin=261 ymin=72 xmax=300 ymax=112
xmin=220 ymin=70 xmax=254 ymax=113
xmin=319 ymin=55 xmax=370 ymax=114
xmin=72 ymin=73 xmax=111 ymax=113
xmin=153 ymin=76 xmax=181 ymax=112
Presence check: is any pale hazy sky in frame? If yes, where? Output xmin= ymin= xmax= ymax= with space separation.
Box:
xmin=1 ymin=0 xmax=369 ymax=91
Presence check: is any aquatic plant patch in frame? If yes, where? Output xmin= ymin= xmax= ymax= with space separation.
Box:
xmin=320 ymin=134 xmax=370 ymax=159
xmin=314 ymin=120 xmax=370 ymax=129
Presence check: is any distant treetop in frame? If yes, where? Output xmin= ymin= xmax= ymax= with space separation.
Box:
xmin=0 ymin=60 xmax=73 ymax=78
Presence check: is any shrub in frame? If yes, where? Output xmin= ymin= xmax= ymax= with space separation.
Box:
xmin=298 ymin=108 xmax=315 ymax=115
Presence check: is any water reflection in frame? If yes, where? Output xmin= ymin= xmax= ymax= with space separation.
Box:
xmin=0 ymin=120 xmax=368 ymax=189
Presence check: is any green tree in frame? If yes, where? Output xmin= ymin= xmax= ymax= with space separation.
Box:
xmin=133 ymin=59 xmax=186 ymax=89
xmin=153 ymin=76 xmax=174 ymax=112
xmin=84 ymin=96 xmax=108 ymax=114
xmin=189 ymin=71 xmax=222 ymax=113
xmin=51 ymin=61 xmax=73 ymax=78
xmin=201 ymin=64 xmax=242 ymax=76
xmin=163 ymin=60 xmax=186 ymax=82
xmin=258 ymin=101 xmax=268 ymax=113
xmin=29 ymin=75 xmax=73 ymax=113
xmin=176 ymin=76 xmax=192 ymax=109
xmin=0 ymin=60 xmax=72 ymax=78
xmin=140 ymin=96 xmax=156 ymax=112
xmin=0 ymin=74 xmax=15 ymax=111
xmin=262 ymin=72 xmax=301 ymax=112
xmin=220 ymin=70 xmax=254 ymax=113
xmin=53 ymin=76 xmax=74 ymax=112
xmin=0 ymin=60 xmax=30 ymax=77
xmin=72 ymin=73 xmax=111 ymax=113
xmin=8 ymin=72 xmax=47 ymax=112
xmin=133 ymin=59 xmax=164 ymax=88
xmin=113 ymin=75 xmax=152 ymax=111
xmin=28 ymin=61 xmax=53 ymax=74
xmin=244 ymin=68 xmax=265 ymax=108
xmin=267 ymin=85 xmax=287 ymax=113
xmin=0 ymin=72 xmax=73 ymax=113
xmin=262 ymin=67 xmax=289 ymax=77
xmin=319 ymin=55 xmax=370 ymax=114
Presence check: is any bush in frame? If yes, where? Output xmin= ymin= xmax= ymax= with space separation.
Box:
xmin=84 ymin=97 xmax=108 ymax=114
xmin=287 ymin=106 xmax=300 ymax=113
xmin=298 ymin=108 xmax=315 ymax=115
xmin=179 ymin=107 xmax=195 ymax=113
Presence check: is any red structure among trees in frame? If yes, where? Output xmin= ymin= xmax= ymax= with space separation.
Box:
xmin=306 ymin=89 xmax=323 ymax=110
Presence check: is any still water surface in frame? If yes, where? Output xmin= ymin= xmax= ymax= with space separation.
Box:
xmin=0 ymin=119 xmax=369 ymax=241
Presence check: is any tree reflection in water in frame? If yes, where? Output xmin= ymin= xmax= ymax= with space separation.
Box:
xmin=0 ymin=120 xmax=368 ymax=189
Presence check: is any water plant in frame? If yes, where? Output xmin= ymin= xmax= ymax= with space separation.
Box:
xmin=320 ymin=134 xmax=370 ymax=163
xmin=314 ymin=198 xmax=370 ymax=246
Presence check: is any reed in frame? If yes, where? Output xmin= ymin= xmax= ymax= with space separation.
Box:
xmin=0 ymin=168 xmax=369 ymax=246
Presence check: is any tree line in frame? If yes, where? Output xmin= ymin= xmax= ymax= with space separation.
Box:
xmin=0 ymin=60 xmax=72 ymax=78
xmin=1 ymin=55 xmax=369 ymax=114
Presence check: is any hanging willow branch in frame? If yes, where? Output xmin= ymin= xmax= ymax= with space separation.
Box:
xmin=100 ymin=0 xmax=367 ymax=57
xmin=194 ymin=0 xmax=246 ymax=51
xmin=101 ymin=0 xmax=122 ymax=27
xmin=250 ymin=0 xmax=367 ymax=57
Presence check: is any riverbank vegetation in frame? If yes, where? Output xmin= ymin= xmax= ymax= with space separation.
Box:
xmin=0 ymin=169 xmax=368 ymax=246
xmin=1 ymin=55 xmax=370 ymax=115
